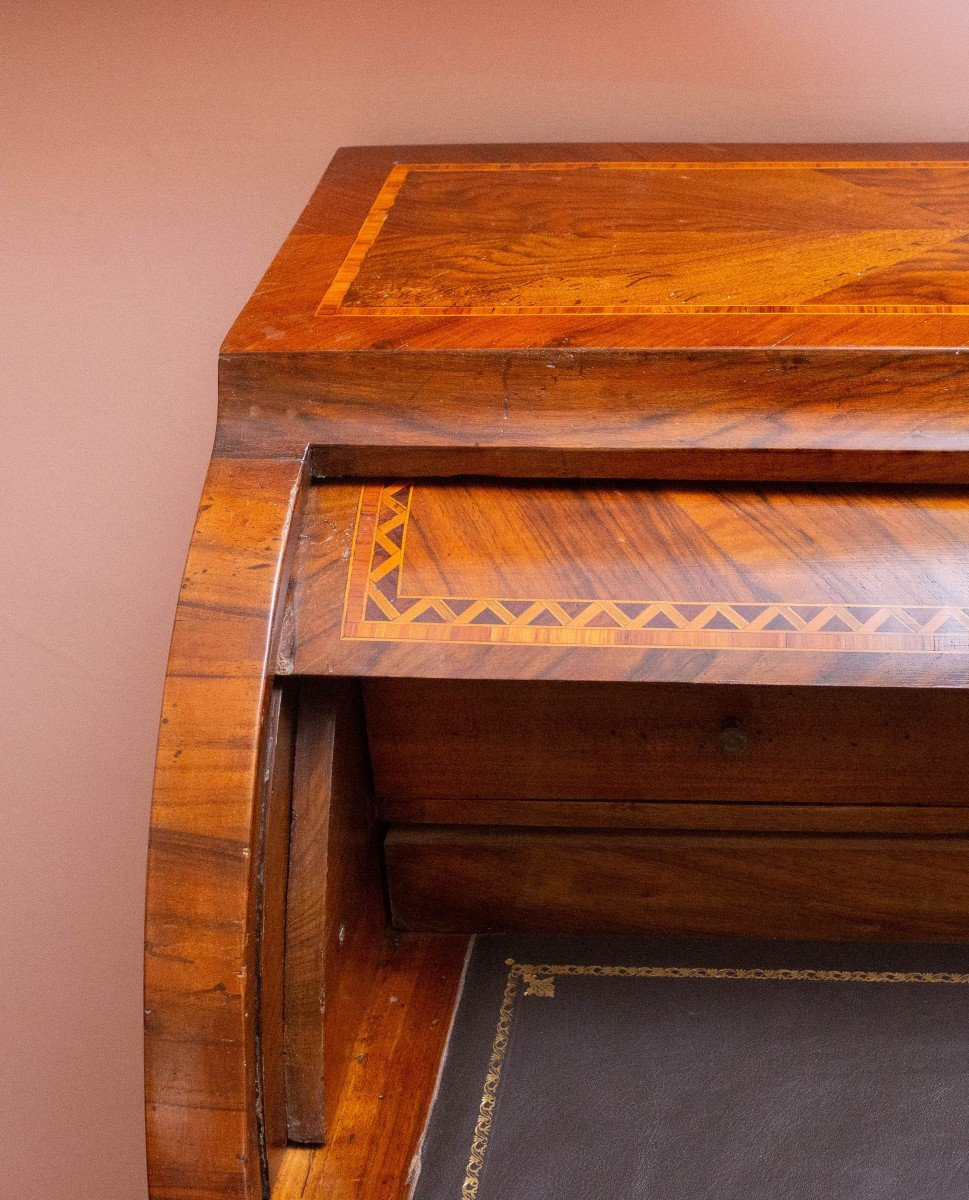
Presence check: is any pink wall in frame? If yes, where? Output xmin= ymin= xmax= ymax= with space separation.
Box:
xmin=3 ymin=2 xmax=969 ymax=1196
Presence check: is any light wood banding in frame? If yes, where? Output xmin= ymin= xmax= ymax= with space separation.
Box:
xmin=317 ymin=160 xmax=969 ymax=317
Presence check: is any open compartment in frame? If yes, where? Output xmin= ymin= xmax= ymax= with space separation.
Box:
xmin=252 ymin=470 xmax=969 ymax=1196
xmin=262 ymin=673 xmax=969 ymax=1200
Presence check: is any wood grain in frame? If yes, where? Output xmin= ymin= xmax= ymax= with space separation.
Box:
xmin=223 ymin=142 xmax=969 ymax=353
xmin=218 ymin=348 xmax=969 ymax=484
xmin=145 ymin=456 xmax=305 ymax=1200
xmin=215 ymin=144 xmax=969 ymax=484
xmin=386 ymin=827 xmax=969 ymax=941
xmin=149 ymin=142 xmax=969 ymax=1200
xmin=378 ymin=799 xmax=969 ymax=836
xmin=290 ymin=481 xmax=969 ymax=687
xmin=259 ymin=684 xmax=297 ymax=1186
xmin=284 ymin=679 xmax=387 ymax=1145
xmin=321 ymin=161 xmax=969 ymax=316
xmin=364 ymin=680 xmax=969 ymax=806
xmin=271 ymin=934 xmax=469 ymax=1200
xmin=348 ymin=482 xmax=969 ymax=642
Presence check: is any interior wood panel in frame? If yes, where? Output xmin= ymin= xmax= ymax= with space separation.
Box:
xmin=258 ymin=685 xmax=297 ymax=1186
xmin=284 ymin=680 xmax=387 ymax=1145
xmin=386 ymin=827 xmax=969 ymax=942
xmin=271 ymin=934 xmax=469 ymax=1200
xmin=378 ymin=799 xmax=969 ymax=836
xmin=364 ymin=680 xmax=968 ymax=805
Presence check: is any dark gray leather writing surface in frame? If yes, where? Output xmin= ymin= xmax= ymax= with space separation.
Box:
xmin=413 ymin=936 xmax=969 ymax=1200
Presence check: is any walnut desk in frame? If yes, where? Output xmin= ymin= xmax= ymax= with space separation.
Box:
xmin=145 ymin=145 xmax=969 ymax=1200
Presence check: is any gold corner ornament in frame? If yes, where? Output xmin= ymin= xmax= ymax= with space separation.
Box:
xmin=460 ymin=957 xmax=969 ymax=1200
xmin=520 ymin=965 xmax=556 ymax=997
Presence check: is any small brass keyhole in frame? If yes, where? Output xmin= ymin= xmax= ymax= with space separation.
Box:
xmin=717 ymin=716 xmax=748 ymax=757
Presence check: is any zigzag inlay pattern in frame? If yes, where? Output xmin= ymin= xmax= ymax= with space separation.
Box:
xmin=341 ymin=484 xmax=969 ymax=654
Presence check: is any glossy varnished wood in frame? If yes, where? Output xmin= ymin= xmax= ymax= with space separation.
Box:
xmin=271 ymin=934 xmax=469 ymax=1200
xmin=223 ymin=143 xmax=969 ymax=354
xmin=216 ymin=144 xmax=969 ymax=484
xmin=289 ymin=481 xmax=969 ymax=686
xmin=145 ymin=457 xmax=305 ymax=1200
xmin=147 ymin=142 xmax=969 ymax=1200
xmin=386 ymin=828 xmax=969 ymax=942
xmin=319 ymin=160 xmax=969 ymax=316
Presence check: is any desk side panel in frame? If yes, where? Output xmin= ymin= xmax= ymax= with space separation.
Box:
xmin=145 ymin=456 xmax=304 ymax=1200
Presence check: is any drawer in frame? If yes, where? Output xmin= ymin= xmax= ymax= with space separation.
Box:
xmin=384 ymin=826 xmax=969 ymax=941
xmin=285 ymin=479 xmax=969 ymax=688
xmin=365 ymin=679 xmax=969 ymax=806
xmin=280 ymin=476 xmax=969 ymax=804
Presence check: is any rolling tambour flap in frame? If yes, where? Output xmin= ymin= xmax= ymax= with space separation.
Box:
xmin=281 ymin=478 xmax=969 ymax=687
xmin=219 ymin=145 xmax=969 ymax=481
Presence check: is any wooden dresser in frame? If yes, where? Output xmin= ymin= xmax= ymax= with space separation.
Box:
xmin=145 ymin=144 xmax=969 ymax=1200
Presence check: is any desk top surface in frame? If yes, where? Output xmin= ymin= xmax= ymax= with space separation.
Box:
xmin=224 ymin=143 xmax=969 ymax=355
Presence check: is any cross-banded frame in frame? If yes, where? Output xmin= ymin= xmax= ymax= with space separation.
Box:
xmin=317 ymin=159 xmax=969 ymax=318
xmin=341 ymin=484 xmax=969 ymax=654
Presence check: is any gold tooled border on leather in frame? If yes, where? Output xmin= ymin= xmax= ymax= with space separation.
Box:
xmin=460 ymin=959 xmax=969 ymax=1200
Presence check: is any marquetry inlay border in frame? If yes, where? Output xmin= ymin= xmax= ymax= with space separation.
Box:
xmin=461 ymin=958 xmax=969 ymax=1200
xmin=340 ymin=484 xmax=969 ymax=654
xmin=317 ymin=160 xmax=969 ymax=318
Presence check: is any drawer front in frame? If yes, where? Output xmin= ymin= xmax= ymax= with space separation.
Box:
xmin=365 ymin=679 xmax=969 ymax=806
xmin=385 ymin=826 xmax=969 ymax=941
xmin=289 ymin=480 xmax=969 ymax=688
